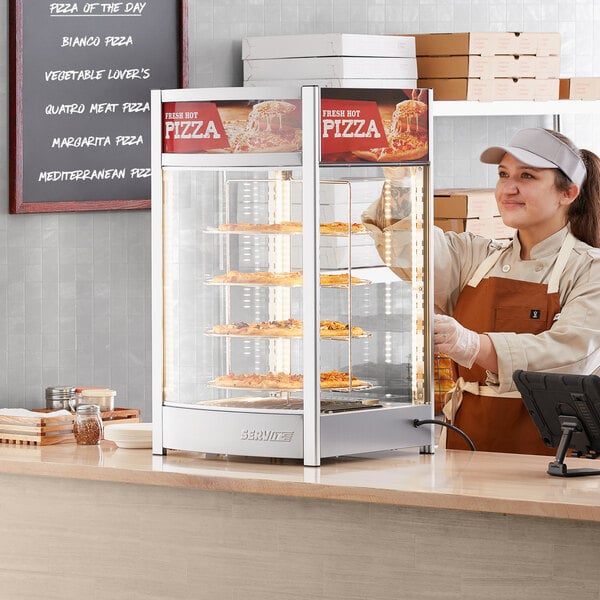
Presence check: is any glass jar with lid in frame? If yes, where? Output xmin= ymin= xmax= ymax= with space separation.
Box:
xmin=72 ymin=388 xmax=116 ymax=412
xmin=73 ymin=404 xmax=103 ymax=445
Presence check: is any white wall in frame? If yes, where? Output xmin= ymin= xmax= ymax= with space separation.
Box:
xmin=1 ymin=0 xmax=599 ymax=416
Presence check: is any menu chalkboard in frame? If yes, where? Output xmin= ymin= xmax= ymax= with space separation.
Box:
xmin=9 ymin=0 xmax=187 ymax=213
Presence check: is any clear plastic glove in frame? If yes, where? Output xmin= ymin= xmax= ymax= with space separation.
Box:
xmin=433 ymin=314 xmax=481 ymax=369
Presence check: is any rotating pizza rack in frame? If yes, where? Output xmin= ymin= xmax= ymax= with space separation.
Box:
xmin=207 ymin=379 xmax=374 ymax=393
xmin=206 ymin=274 xmax=372 ymax=288
xmin=205 ymin=225 xmax=369 ymax=238
xmin=204 ymin=329 xmax=371 ymax=340
xmin=194 ymin=396 xmax=381 ymax=413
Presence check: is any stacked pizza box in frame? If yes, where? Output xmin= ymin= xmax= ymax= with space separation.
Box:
xmin=559 ymin=78 xmax=600 ymax=99
xmin=408 ymin=32 xmax=561 ymax=101
xmin=242 ymin=33 xmax=417 ymax=88
xmin=290 ymin=179 xmax=385 ymax=269
xmin=434 ymin=188 xmax=515 ymax=239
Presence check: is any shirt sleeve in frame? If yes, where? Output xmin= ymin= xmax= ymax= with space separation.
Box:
xmin=363 ymin=196 xmax=495 ymax=313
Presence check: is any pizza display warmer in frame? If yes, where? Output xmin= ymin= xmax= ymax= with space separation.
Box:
xmin=151 ymin=86 xmax=434 ymax=466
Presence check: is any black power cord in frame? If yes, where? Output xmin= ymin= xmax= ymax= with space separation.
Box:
xmin=413 ymin=418 xmax=476 ymax=451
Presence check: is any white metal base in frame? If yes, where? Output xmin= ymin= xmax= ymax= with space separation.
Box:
xmin=156 ymin=403 xmax=433 ymax=465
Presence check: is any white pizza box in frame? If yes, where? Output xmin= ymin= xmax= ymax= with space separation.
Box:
xmin=417 ymin=54 xmax=560 ymax=79
xmin=290 ymin=202 xmax=373 ymax=224
xmin=291 ymin=237 xmax=384 ymax=269
xmin=291 ymin=179 xmax=382 ymax=223
xmin=321 ymin=244 xmax=385 ymax=269
xmin=244 ymin=78 xmax=418 ymax=89
xmin=242 ymin=33 xmax=416 ymax=60
xmin=321 ymin=233 xmax=376 ymax=248
xmin=244 ymin=56 xmax=418 ymax=82
xmin=418 ymin=77 xmax=559 ymax=101
xmin=320 ymin=179 xmax=383 ymax=206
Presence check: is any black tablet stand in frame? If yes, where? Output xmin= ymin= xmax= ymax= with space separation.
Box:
xmin=547 ymin=415 xmax=600 ymax=477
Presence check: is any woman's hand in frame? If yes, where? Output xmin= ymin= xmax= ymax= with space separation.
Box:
xmin=434 ymin=314 xmax=481 ymax=369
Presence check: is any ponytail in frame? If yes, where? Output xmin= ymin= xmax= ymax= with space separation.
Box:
xmin=565 ymin=149 xmax=600 ymax=248
xmin=548 ymin=129 xmax=600 ymax=248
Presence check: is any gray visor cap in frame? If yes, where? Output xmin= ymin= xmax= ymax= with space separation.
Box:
xmin=480 ymin=128 xmax=586 ymax=188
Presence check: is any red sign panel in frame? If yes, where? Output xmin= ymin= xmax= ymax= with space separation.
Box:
xmin=162 ymin=99 xmax=302 ymax=154
xmin=320 ymin=88 xmax=430 ymax=164
xmin=162 ymin=90 xmax=429 ymax=164
xmin=163 ymin=102 xmax=229 ymax=153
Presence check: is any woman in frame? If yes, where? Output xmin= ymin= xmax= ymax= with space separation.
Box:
xmin=364 ymin=127 xmax=600 ymax=454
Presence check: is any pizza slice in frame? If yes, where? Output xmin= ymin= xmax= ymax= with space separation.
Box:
xmin=352 ymin=129 xmax=428 ymax=162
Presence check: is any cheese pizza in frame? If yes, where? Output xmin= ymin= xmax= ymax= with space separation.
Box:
xmin=218 ymin=221 xmax=302 ymax=233
xmin=390 ymin=98 xmax=428 ymax=135
xmin=210 ymin=271 xmax=369 ymax=286
xmin=217 ymin=221 xmax=366 ymax=234
xmin=353 ymin=93 xmax=429 ymax=163
xmin=320 ymin=370 xmax=367 ymax=389
xmin=247 ymin=100 xmax=297 ymax=132
xmin=212 ymin=370 xmax=368 ymax=390
xmin=209 ymin=318 xmax=366 ymax=337
xmin=228 ymin=100 xmax=302 ymax=153
xmin=210 ymin=271 xmax=303 ymax=285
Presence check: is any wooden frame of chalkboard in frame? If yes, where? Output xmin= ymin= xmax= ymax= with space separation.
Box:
xmin=9 ymin=0 xmax=188 ymax=213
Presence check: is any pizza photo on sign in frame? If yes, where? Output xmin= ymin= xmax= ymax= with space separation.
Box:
xmin=214 ymin=99 xmax=303 ymax=154
xmin=352 ymin=89 xmax=429 ymax=163
xmin=319 ymin=88 xmax=430 ymax=164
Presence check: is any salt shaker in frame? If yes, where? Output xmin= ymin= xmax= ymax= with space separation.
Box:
xmin=73 ymin=405 xmax=103 ymax=445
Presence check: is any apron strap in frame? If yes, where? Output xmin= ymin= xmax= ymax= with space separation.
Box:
xmin=466 ymin=244 xmax=510 ymax=288
xmin=442 ymin=377 xmax=522 ymax=423
xmin=547 ymin=232 xmax=576 ymax=295
xmin=467 ymin=231 xmax=575 ymax=293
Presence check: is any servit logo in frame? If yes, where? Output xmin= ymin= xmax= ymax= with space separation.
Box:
xmin=241 ymin=429 xmax=294 ymax=443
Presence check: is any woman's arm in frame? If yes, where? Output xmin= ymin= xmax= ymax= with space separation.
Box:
xmin=476 ymin=334 xmax=499 ymax=373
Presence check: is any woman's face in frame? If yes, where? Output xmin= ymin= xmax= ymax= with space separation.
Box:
xmin=495 ymin=153 xmax=574 ymax=243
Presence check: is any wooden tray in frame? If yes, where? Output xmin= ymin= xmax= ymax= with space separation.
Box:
xmin=0 ymin=408 xmax=142 ymax=446
xmin=99 ymin=407 xmax=141 ymax=425
xmin=0 ymin=412 xmax=74 ymax=446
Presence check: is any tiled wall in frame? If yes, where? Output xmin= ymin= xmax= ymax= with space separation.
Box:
xmin=1 ymin=0 xmax=599 ymax=416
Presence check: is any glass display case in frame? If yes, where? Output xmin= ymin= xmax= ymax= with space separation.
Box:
xmin=151 ymin=86 xmax=434 ymax=466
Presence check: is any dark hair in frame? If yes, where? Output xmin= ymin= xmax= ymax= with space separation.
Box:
xmin=548 ymin=129 xmax=600 ymax=247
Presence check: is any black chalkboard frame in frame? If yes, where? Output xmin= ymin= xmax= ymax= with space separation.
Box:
xmin=9 ymin=0 xmax=189 ymax=213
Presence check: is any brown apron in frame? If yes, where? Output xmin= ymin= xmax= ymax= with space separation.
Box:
xmin=445 ymin=233 xmax=575 ymax=455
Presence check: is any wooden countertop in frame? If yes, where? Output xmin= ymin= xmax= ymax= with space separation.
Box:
xmin=1 ymin=441 xmax=600 ymax=521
